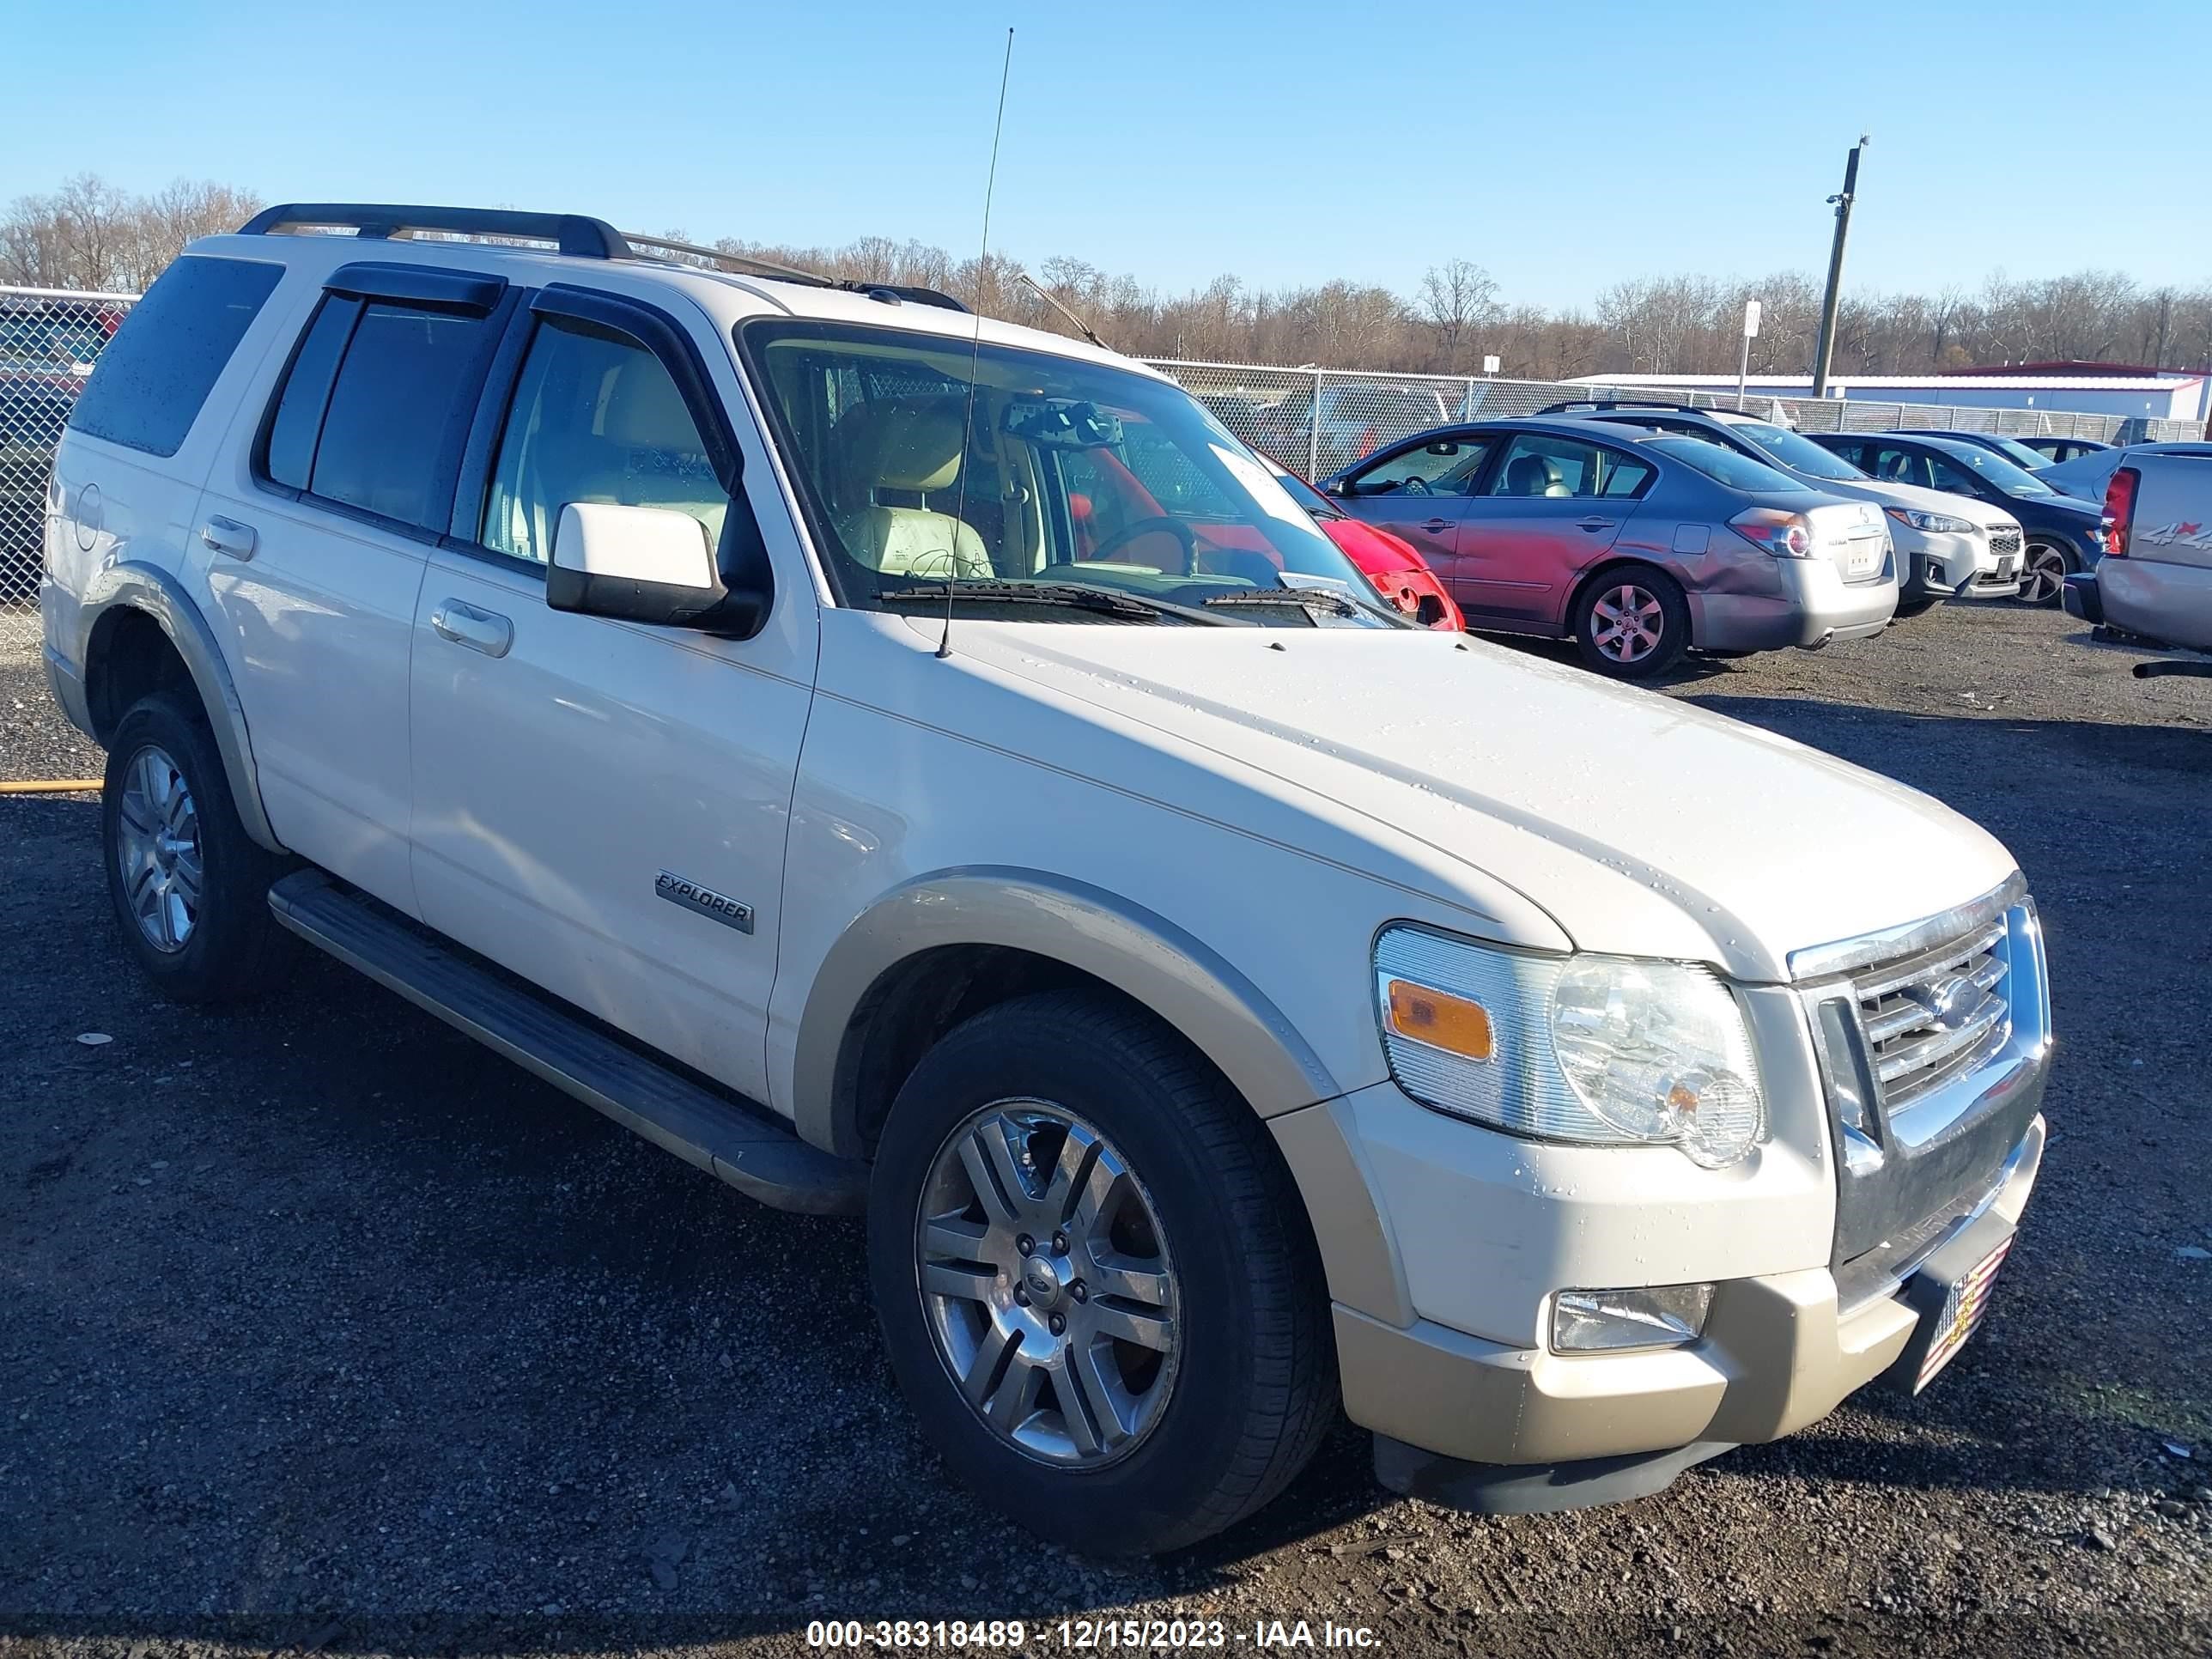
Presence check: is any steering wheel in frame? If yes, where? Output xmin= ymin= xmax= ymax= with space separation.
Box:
xmin=1088 ymin=515 xmax=1198 ymax=575
xmin=1397 ymin=476 xmax=1433 ymax=496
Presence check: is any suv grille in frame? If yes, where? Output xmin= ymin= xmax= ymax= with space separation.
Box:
xmin=1853 ymin=919 xmax=2011 ymax=1111
xmin=1988 ymin=529 xmax=2022 ymax=557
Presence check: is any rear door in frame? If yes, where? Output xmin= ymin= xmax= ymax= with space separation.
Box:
xmin=1329 ymin=434 xmax=1493 ymax=584
xmin=196 ymin=262 xmax=514 ymax=912
xmin=1454 ymin=431 xmax=1652 ymax=626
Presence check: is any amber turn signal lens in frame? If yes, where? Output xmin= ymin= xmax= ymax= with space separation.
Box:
xmin=1384 ymin=979 xmax=1495 ymax=1060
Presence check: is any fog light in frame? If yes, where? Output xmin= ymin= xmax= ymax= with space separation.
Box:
xmin=1552 ymin=1284 xmax=1714 ymax=1352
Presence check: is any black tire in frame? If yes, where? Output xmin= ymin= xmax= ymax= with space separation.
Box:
xmin=101 ymin=690 xmax=296 ymax=1004
xmin=1571 ymin=565 xmax=1690 ymax=680
xmin=866 ymin=989 xmax=1337 ymax=1556
xmin=2020 ymin=540 xmax=2075 ymax=607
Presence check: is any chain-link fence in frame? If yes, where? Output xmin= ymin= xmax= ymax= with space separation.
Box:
xmin=1142 ymin=356 xmax=2202 ymax=481
xmin=3 ymin=287 xmax=135 ymax=658
xmin=1 ymin=280 xmax=2200 ymax=661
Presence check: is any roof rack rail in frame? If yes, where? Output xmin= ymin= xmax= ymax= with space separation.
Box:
xmin=1533 ymin=398 xmax=1738 ymax=417
xmin=240 ymin=204 xmax=631 ymax=259
xmin=235 ymin=204 xmax=973 ymax=314
xmin=619 ymin=230 xmax=969 ymax=313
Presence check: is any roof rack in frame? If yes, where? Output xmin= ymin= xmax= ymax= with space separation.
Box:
xmin=234 ymin=204 xmax=970 ymax=314
xmin=621 ymin=234 xmax=969 ymax=313
xmin=240 ymin=203 xmax=632 ymax=259
xmin=1533 ymin=398 xmax=1745 ymax=418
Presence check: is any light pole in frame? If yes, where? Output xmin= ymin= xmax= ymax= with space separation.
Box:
xmin=1809 ymin=134 xmax=1869 ymax=400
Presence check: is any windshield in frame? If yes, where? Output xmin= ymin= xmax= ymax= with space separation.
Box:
xmin=1267 ymin=465 xmax=1343 ymax=520
xmin=1932 ymin=441 xmax=2057 ymax=497
xmin=1971 ymin=433 xmax=2059 ymax=471
xmin=743 ymin=319 xmax=1396 ymax=626
xmin=1721 ymin=418 xmax=1869 ymax=483
xmin=1646 ymin=436 xmax=1816 ymax=495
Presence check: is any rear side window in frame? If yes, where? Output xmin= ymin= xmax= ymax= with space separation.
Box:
xmin=259 ymin=295 xmax=501 ymax=534
xmin=65 ymin=256 xmax=282 ymax=458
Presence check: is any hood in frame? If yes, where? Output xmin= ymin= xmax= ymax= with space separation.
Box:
xmin=1322 ymin=516 xmax=1424 ymax=575
xmin=1811 ymin=472 xmax=2018 ymax=530
xmin=937 ymin=622 xmax=2020 ymax=983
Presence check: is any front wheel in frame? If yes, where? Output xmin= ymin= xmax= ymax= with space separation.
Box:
xmin=2018 ymin=541 xmax=2074 ymax=606
xmin=866 ymin=990 xmax=1336 ymax=1555
xmin=1572 ymin=567 xmax=1690 ymax=679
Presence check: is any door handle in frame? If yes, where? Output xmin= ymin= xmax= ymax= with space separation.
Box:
xmin=199 ymin=516 xmax=258 ymax=560
xmin=430 ymin=599 xmax=514 ymax=659
xmin=1419 ymin=518 xmax=1454 ymax=532
xmin=1576 ymin=516 xmax=1620 ymax=532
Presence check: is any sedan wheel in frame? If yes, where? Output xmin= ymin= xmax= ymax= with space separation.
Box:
xmin=915 ymin=1102 xmax=1180 ymax=1468
xmin=2019 ymin=542 xmax=2072 ymax=606
xmin=1590 ymin=583 xmax=1665 ymax=665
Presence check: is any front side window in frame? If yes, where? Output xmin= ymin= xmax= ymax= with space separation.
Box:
xmin=1346 ymin=437 xmax=1492 ymax=495
xmin=744 ymin=319 xmax=1399 ymax=626
xmin=66 ymin=255 xmax=281 ymax=458
xmin=1485 ymin=434 xmax=1652 ymax=500
xmin=482 ymin=317 xmax=729 ymax=564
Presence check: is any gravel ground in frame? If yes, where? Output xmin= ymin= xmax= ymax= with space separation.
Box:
xmin=3 ymin=604 xmax=2210 ymax=1658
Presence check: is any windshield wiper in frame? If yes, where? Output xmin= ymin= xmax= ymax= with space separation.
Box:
xmin=1200 ymin=586 xmax=1365 ymax=618
xmin=877 ymin=580 xmax=1228 ymax=624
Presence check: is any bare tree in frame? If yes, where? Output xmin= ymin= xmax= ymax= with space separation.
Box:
xmin=1417 ymin=259 xmax=1498 ymax=372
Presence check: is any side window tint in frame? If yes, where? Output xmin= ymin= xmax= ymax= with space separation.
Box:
xmin=1869 ymin=447 xmax=1928 ymax=489
xmin=262 ymin=297 xmax=359 ymax=491
xmin=65 ymin=256 xmax=282 ymax=458
xmin=1486 ymin=434 xmax=1641 ymax=499
xmin=482 ymin=317 xmax=730 ymax=565
xmin=309 ymin=304 xmax=495 ymax=530
xmin=1350 ymin=440 xmax=1489 ymax=495
xmin=1927 ymin=455 xmax=1983 ymax=495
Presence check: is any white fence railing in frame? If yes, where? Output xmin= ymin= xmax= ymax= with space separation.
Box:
xmin=1135 ymin=356 xmax=2200 ymax=483
xmin=3 ymin=281 xmax=2200 ymax=656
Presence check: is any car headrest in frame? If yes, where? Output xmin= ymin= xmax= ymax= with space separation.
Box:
xmin=836 ymin=395 xmax=972 ymax=493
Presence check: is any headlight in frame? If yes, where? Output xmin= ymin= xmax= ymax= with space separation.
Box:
xmin=1375 ymin=927 xmax=1765 ymax=1169
xmin=1886 ymin=506 xmax=1977 ymax=535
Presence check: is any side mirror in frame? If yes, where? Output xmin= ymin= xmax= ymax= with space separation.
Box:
xmin=547 ymin=502 xmax=763 ymax=632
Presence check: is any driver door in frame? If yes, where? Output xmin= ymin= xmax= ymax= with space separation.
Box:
xmin=1330 ymin=435 xmax=1493 ymax=585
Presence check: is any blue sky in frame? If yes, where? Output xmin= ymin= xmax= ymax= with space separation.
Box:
xmin=9 ymin=0 xmax=2208 ymax=308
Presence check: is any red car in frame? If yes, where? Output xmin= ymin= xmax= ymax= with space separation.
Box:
xmin=1271 ymin=465 xmax=1465 ymax=631
xmin=1058 ymin=438 xmax=1463 ymax=632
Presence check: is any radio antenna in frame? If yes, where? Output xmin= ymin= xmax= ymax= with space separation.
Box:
xmin=940 ymin=26 xmax=1014 ymax=661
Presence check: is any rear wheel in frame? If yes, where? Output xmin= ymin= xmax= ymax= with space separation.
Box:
xmin=2018 ymin=540 xmax=2074 ymax=606
xmin=1572 ymin=567 xmax=1689 ymax=679
xmin=101 ymin=691 xmax=295 ymax=1003
xmin=866 ymin=990 xmax=1336 ymax=1555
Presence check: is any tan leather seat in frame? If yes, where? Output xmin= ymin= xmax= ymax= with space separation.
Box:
xmin=830 ymin=396 xmax=991 ymax=579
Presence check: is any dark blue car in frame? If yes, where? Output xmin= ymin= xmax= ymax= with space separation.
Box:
xmin=1808 ymin=431 xmax=2105 ymax=605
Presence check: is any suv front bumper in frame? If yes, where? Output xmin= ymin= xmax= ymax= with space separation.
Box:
xmin=1339 ymin=1113 xmax=2043 ymax=1510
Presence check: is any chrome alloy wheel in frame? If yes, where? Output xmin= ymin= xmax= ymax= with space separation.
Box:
xmin=1590 ymin=582 xmax=1665 ymax=664
xmin=114 ymin=744 xmax=203 ymax=953
xmin=915 ymin=1102 xmax=1181 ymax=1468
xmin=2020 ymin=543 xmax=2069 ymax=605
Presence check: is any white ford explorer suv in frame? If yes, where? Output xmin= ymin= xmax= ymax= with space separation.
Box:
xmin=41 ymin=204 xmax=2051 ymax=1555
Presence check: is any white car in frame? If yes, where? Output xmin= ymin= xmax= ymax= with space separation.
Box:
xmin=42 ymin=204 xmax=2051 ymax=1553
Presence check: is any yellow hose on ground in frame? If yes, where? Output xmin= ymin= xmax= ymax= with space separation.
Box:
xmin=0 ymin=779 xmax=102 ymax=794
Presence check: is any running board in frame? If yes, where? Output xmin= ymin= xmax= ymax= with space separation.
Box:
xmin=267 ymin=871 xmax=866 ymax=1216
